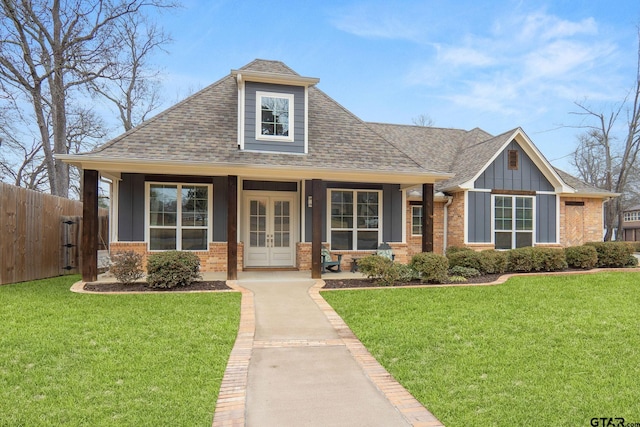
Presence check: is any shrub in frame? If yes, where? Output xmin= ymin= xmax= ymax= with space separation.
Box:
xmin=355 ymin=255 xmax=393 ymax=280
xmin=357 ymin=255 xmax=417 ymax=286
xmin=447 ymin=250 xmax=485 ymax=273
xmin=585 ymin=242 xmax=633 ymax=268
xmin=109 ymin=250 xmax=144 ymax=285
xmin=448 ymin=275 xmax=468 ymax=283
xmin=507 ymin=247 xmax=567 ymax=273
xmin=626 ymin=254 xmax=639 ymax=267
xmin=448 ymin=265 xmax=480 ymax=278
xmin=445 ymin=246 xmax=473 ymax=256
xmin=410 ymin=252 xmax=449 ymax=283
xmin=146 ymin=251 xmax=201 ymax=289
xmin=480 ymin=250 xmax=508 ymax=274
xmin=565 ymin=245 xmax=598 ymax=269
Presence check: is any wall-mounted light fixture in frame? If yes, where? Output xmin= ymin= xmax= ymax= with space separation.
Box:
xmin=307 ymin=195 xmax=313 ymax=208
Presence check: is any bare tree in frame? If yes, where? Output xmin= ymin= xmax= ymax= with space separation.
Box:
xmin=89 ymin=13 xmax=170 ymax=131
xmin=0 ymin=0 xmax=175 ymax=197
xmin=570 ymin=32 xmax=640 ymax=240
xmin=412 ymin=113 xmax=435 ymax=127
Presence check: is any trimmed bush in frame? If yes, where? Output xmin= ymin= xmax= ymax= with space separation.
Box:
xmin=109 ymin=250 xmax=145 ymax=285
xmin=355 ymin=255 xmax=393 ymax=280
xmin=447 ymin=250 xmax=485 ymax=273
xmin=626 ymin=254 xmax=639 ymax=267
xmin=357 ymin=255 xmax=417 ymax=286
xmin=449 ymin=265 xmax=481 ymax=278
xmin=146 ymin=251 xmax=201 ymax=289
xmin=585 ymin=242 xmax=633 ymax=268
xmin=410 ymin=252 xmax=449 ymax=283
xmin=565 ymin=245 xmax=598 ymax=269
xmin=480 ymin=250 xmax=508 ymax=274
xmin=507 ymin=247 xmax=567 ymax=273
xmin=445 ymin=246 xmax=473 ymax=256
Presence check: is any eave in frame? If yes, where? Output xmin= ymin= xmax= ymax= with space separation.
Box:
xmin=231 ymin=69 xmax=319 ymax=87
xmin=57 ymin=155 xmax=454 ymax=185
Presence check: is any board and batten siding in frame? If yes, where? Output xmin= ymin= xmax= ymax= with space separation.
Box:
xmin=467 ymin=140 xmax=558 ymax=244
xmin=244 ymin=82 xmax=305 ymax=153
xmin=474 ymin=141 xmax=554 ymax=191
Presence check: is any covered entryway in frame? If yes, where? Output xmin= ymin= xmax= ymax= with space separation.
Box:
xmin=244 ymin=192 xmax=297 ymax=267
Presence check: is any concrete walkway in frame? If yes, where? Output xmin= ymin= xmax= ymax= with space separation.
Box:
xmin=212 ymin=274 xmax=443 ymax=427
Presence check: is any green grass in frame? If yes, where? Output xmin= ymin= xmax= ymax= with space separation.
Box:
xmin=0 ymin=275 xmax=240 ymax=426
xmin=323 ymin=272 xmax=640 ymax=426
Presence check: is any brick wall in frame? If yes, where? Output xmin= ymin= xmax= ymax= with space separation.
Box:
xmin=110 ymin=242 xmax=244 ymax=273
xmin=407 ymin=201 xmax=445 ymax=257
xmin=446 ymin=192 xmax=466 ymax=248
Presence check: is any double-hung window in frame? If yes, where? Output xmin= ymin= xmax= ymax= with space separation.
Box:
xmin=147 ymin=183 xmax=211 ymax=251
xmin=256 ymin=91 xmax=294 ymax=142
xmin=330 ymin=190 xmax=381 ymax=250
xmin=494 ymin=195 xmax=534 ymax=249
xmin=411 ymin=205 xmax=423 ymax=235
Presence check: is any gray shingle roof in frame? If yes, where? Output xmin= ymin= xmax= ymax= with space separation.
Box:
xmin=75 ymin=59 xmax=611 ymax=196
xmin=82 ymin=59 xmax=436 ymax=176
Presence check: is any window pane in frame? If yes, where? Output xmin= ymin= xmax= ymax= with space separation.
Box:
xmin=149 ymin=185 xmax=177 ymax=226
xmin=357 ymin=191 xmax=379 ymax=229
xmin=412 ymin=206 xmax=423 ymax=235
xmin=495 ymin=196 xmax=513 ymax=231
xmin=515 ymin=232 xmax=533 ymax=248
xmin=357 ymin=231 xmax=378 ymax=250
xmin=331 ymin=191 xmax=353 ymax=228
xmin=331 ymin=231 xmax=353 ymax=250
xmin=182 ymin=229 xmax=207 ymax=250
xmin=495 ymin=232 xmax=512 ymax=250
xmin=182 ymin=186 xmax=208 ymax=227
xmin=150 ymin=228 xmax=176 ymax=250
xmin=261 ymin=96 xmax=289 ymax=136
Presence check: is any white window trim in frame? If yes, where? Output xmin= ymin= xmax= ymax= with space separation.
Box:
xmin=411 ymin=205 xmax=423 ymax=236
xmin=327 ymin=188 xmax=383 ymax=251
xmin=255 ymin=91 xmax=294 ymax=143
xmin=490 ymin=194 xmax=537 ymax=249
xmin=145 ymin=182 xmax=213 ymax=252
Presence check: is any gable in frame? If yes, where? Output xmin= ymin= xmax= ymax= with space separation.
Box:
xmin=474 ymin=140 xmax=554 ymax=191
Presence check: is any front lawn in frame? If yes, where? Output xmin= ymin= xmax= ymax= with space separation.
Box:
xmin=323 ymin=272 xmax=640 ymax=426
xmin=0 ymin=275 xmax=240 ymax=426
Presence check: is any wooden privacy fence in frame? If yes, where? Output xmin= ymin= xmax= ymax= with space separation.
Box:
xmin=0 ymin=182 xmax=108 ymax=285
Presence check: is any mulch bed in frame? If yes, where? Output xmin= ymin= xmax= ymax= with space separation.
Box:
xmin=323 ymin=273 xmax=503 ymax=289
xmin=84 ymin=281 xmax=231 ymax=292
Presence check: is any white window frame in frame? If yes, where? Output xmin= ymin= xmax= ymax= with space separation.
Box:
xmin=256 ymin=91 xmax=294 ymax=142
xmin=327 ymin=189 xmax=383 ymax=251
xmin=491 ymin=194 xmax=536 ymax=250
xmin=411 ymin=205 xmax=423 ymax=236
xmin=624 ymin=211 xmax=640 ymax=222
xmin=145 ymin=182 xmax=213 ymax=251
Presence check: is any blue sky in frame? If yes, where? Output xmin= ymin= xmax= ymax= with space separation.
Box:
xmin=148 ymin=0 xmax=640 ymax=171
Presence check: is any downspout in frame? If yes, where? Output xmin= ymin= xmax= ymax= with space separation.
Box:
xmin=443 ymin=195 xmax=453 ymax=253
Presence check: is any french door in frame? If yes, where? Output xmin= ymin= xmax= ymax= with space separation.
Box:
xmin=244 ymin=194 xmax=296 ymax=267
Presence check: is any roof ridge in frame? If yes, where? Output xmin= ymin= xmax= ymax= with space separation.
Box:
xmin=365 ymin=121 xmax=469 ymax=132
xmin=239 ymin=58 xmax=300 ymax=76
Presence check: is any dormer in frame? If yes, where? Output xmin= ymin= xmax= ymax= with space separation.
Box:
xmin=231 ymin=68 xmax=319 ymax=154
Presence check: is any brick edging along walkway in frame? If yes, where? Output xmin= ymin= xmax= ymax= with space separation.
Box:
xmin=211 ymin=279 xmax=444 ymax=427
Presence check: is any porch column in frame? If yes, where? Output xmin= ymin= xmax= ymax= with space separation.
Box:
xmin=422 ymin=183 xmax=434 ymax=253
xmin=311 ymin=179 xmax=323 ymax=279
xmin=227 ymin=175 xmax=238 ymax=280
xmin=82 ymin=169 xmax=99 ymax=282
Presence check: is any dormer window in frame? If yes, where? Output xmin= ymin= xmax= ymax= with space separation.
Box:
xmin=256 ymin=91 xmax=294 ymax=142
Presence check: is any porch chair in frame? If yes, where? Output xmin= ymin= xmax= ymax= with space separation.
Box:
xmin=377 ymin=242 xmax=395 ymax=261
xmin=321 ymin=247 xmax=342 ymax=273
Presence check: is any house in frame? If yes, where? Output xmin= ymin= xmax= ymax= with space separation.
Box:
xmin=59 ymin=59 xmax=614 ymax=282
xmin=621 ymin=205 xmax=640 ymax=241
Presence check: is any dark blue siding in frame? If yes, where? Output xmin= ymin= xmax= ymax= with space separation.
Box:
xmin=118 ymin=173 xmax=145 ymax=241
xmin=468 ymin=191 xmax=491 ymax=243
xmin=244 ymin=82 xmax=305 ymax=153
xmin=475 ymin=141 xmax=554 ymax=191
xmin=536 ymin=194 xmax=557 ymax=243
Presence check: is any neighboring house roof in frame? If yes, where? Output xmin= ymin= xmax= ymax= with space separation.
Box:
xmin=624 ymin=205 xmax=640 ymax=212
